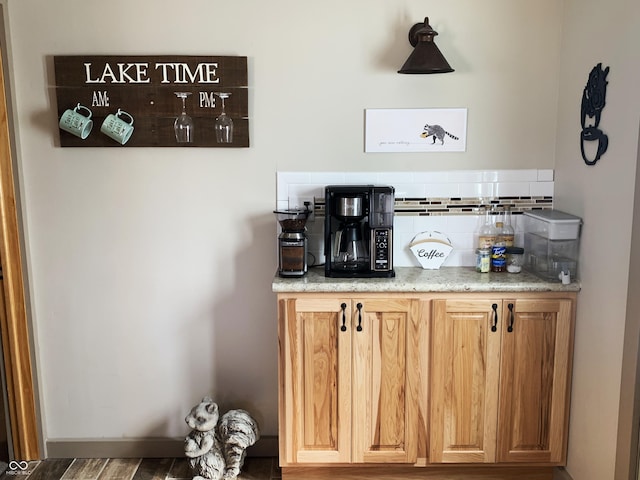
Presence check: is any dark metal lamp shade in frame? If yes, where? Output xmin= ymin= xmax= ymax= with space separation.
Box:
xmin=398 ymin=17 xmax=454 ymax=74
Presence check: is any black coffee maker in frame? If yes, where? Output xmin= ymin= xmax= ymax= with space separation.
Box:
xmin=324 ymin=185 xmax=395 ymax=278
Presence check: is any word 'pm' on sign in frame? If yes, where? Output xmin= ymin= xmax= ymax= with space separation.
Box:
xmin=53 ymin=55 xmax=249 ymax=147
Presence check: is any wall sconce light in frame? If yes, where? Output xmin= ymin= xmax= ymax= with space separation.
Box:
xmin=398 ymin=17 xmax=454 ymax=74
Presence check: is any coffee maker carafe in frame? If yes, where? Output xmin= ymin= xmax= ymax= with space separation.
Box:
xmin=332 ymin=195 xmax=368 ymax=270
xmin=325 ymin=185 xmax=395 ymax=278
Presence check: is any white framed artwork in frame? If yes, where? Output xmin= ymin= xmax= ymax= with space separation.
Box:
xmin=365 ymin=108 xmax=467 ymax=153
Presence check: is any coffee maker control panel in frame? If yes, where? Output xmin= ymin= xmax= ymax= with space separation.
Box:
xmin=372 ymin=228 xmax=393 ymax=271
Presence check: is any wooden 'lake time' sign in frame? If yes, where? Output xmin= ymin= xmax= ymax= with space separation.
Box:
xmin=54 ymin=55 xmax=249 ymax=147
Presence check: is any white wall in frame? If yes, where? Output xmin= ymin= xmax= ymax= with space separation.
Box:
xmin=554 ymin=0 xmax=640 ymax=479
xmin=3 ymin=0 xmax=566 ymax=450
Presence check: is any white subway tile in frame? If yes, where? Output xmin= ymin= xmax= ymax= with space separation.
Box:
xmin=288 ymin=184 xmax=324 ymax=199
xmin=459 ymin=182 xmax=495 ymax=198
xmin=447 ymin=231 xmax=475 ymax=250
xmin=413 ymin=216 xmax=449 ymax=232
xmin=413 ymin=171 xmax=450 ymax=183
xmin=311 ymin=172 xmax=347 ymax=185
xmin=496 ymin=169 xmax=538 ymax=182
xmin=425 ymin=182 xmax=460 ymax=197
xmin=378 ymin=172 xmax=415 ymax=184
xmin=482 ymin=170 xmax=500 ymax=182
xmin=394 ymin=183 xmax=426 ymax=198
xmin=530 ymin=181 xmax=554 ymax=197
xmin=393 ymin=232 xmax=415 ymax=262
xmin=277 ymin=188 xmax=288 ymax=202
xmin=446 ymin=215 xmax=478 ymax=233
xmin=393 ymin=215 xmax=415 ymax=233
xmin=537 ymin=169 xmax=554 ymax=181
xmin=344 ymin=172 xmax=379 ymax=184
xmin=277 ymin=171 xmax=312 ymax=185
xmin=448 ymin=170 xmax=484 ymax=183
xmin=495 ymin=182 xmax=531 ymax=197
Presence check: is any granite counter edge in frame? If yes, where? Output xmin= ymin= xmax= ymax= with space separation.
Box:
xmin=271 ymin=267 xmax=581 ymax=294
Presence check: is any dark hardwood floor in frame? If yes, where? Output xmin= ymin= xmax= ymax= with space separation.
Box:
xmin=0 ymin=457 xmax=280 ymax=480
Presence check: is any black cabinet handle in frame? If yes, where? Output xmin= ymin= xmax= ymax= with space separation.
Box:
xmin=340 ymin=303 xmax=347 ymax=332
xmin=356 ymin=303 xmax=363 ymax=331
xmin=507 ymin=303 xmax=515 ymax=332
xmin=491 ymin=303 xmax=498 ymax=332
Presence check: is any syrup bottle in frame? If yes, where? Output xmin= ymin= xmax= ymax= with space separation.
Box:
xmin=476 ymin=206 xmax=497 ymax=249
xmin=500 ymin=206 xmax=515 ymax=247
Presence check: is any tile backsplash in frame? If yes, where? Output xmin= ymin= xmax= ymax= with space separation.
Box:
xmin=276 ymin=170 xmax=554 ymax=268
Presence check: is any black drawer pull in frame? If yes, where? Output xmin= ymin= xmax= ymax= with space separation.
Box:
xmin=507 ymin=303 xmax=515 ymax=332
xmin=491 ymin=303 xmax=498 ymax=332
xmin=356 ymin=303 xmax=363 ymax=331
xmin=340 ymin=303 xmax=347 ymax=332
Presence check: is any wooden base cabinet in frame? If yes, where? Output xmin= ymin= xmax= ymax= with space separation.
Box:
xmin=430 ymin=296 xmax=575 ymax=465
xmin=277 ymin=291 xmax=576 ymax=480
xmin=278 ymin=295 xmax=428 ymax=466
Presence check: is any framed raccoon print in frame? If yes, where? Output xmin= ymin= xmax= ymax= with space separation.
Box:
xmin=365 ymin=108 xmax=467 ymax=153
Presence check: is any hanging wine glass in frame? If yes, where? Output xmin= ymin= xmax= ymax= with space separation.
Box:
xmin=214 ymin=92 xmax=233 ymax=144
xmin=174 ymin=92 xmax=194 ymax=143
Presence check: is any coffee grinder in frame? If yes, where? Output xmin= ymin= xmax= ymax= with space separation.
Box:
xmin=274 ymin=205 xmax=311 ymax=277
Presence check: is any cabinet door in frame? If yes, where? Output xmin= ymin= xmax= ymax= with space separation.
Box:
xmin=430 ymin=299 xmax=502 ymax=463
xmin=497 ymin=298 xmax=573 ymax=463
xmin=281 ymin=297 xmax=352 ymax=464
xmin=351 ymin=298 xmax=420 ymax=464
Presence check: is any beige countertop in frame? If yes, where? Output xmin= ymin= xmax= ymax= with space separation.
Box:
xmin=272 ymin=266 xmax=581 ymax=293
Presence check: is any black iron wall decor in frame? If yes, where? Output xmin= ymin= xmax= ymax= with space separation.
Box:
xmin=580 ymin=63 xmax=610 ymax=165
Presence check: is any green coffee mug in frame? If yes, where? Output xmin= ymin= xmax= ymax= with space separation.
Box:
xmin=59 ymin=103 xmax=93 ymax=139
xmin=101 ymin=109 xmax=135 ymax=145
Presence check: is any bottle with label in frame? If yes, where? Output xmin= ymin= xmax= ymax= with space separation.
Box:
xmin=491 ymin=207 xmax=510 ymax=272
xmin=498 ymin=206 xmax=515 ymax=247
xmin=476 ymin=248 xmax=491 ymax=273
xmin=476 ymin=206 xmax=497 ymax=249
xmin=491 ymin=240 xmax=507 ymax=272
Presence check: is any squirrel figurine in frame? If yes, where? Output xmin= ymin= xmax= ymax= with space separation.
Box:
xmin=184 ymin=397 xmax=260 ymax=480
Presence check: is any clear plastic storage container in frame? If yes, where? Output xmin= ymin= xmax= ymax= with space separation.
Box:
xmin=523 ymin=210 xmax=582 ymax=282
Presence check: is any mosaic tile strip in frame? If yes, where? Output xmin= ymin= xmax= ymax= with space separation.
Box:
xmin=313 ymin=196 xmax=553 ymax=217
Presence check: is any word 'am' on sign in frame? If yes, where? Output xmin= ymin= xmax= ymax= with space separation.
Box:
xmin=53 ymin=55 xmax=249 ymax=148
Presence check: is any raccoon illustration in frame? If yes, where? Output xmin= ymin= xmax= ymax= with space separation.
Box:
xmin=420 ymin=124 xmax=459 ymax=145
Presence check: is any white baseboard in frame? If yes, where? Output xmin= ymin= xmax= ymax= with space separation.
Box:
xmin=45 ymin=435 xmax=278 ymax=459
